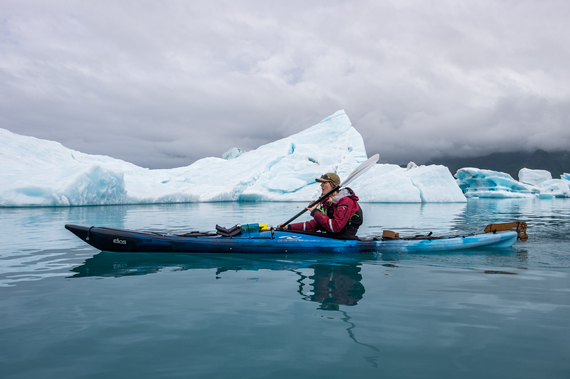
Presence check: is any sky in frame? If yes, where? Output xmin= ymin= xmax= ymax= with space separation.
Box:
xmin=1 ymin=0 xmax=569 ymax=169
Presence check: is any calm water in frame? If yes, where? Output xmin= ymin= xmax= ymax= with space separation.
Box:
xmin=1 ymin=200 xmax=569 ymax=378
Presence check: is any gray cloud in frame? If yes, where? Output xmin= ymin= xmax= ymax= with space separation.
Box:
xmin=1 ymin=0 xmax=569 ymax=168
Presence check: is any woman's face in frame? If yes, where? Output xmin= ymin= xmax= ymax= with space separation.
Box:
xmin=320 ymin=181 xmax=334 ymax=194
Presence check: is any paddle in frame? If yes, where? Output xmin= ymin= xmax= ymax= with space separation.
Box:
xmin=280 ymin=153 xmax=380 ymax=229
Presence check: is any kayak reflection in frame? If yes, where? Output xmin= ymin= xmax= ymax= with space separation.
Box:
xmin=295 ymin=264 xmax=365 ymax=310
xmin=69 ymin=252 xmax=372 ymax=308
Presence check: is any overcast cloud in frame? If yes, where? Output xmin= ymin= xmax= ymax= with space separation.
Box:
xmin=1 ymin=0 xmax=569 ymax=168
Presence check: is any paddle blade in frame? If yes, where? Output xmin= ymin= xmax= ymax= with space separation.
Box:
xmin=340 ymin=153 xmax=379 ymax=187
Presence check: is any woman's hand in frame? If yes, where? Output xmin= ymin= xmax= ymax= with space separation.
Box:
xmin=306 ymin=201 xmax=319 ymax=212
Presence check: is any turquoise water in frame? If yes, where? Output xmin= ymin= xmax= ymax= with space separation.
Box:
xmin=1 ymin=200 xmax=569 ymax=378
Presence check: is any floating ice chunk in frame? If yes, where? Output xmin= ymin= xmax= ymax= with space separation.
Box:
xmin=538 ymin=179 xmax=570 ymax=198
xmin=519 ymin=168 xmax=552 ymax=186
xmin=455 ymin=168 xmax=538 ymax=198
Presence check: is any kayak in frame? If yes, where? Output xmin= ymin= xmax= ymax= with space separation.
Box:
xmin=65 ymin=221 xmax=527 ymax=254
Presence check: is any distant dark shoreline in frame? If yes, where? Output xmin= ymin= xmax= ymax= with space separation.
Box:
xmin=424 ymin=149 xmax=570 ymax=179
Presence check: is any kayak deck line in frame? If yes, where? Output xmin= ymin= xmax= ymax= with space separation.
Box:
xmin=65 ymin=221 xmax=527 ymax=254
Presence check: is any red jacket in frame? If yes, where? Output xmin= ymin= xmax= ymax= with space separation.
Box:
xmin=290 ymin=188 xmax=361 ymax=234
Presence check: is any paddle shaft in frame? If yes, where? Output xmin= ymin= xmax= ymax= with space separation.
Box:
xmin=281 ymin=185 xmax=339 ymax=228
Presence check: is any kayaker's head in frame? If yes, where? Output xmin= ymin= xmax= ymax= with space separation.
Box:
xmin=316 ymin=173 xmax=340 ymax=197
xmin=316 ymin=173 xmax=340 ymax=187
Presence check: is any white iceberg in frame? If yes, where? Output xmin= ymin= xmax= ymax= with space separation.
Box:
xmin=517 ymin=168 xmax=569 ymax=198
xmin=350 ymin=163 xmax=466 ymax=203
xmin=0 ymin=110 xmax=468 ymax=207
xmin=350 ymin=164 xmax=422 ymax=203
xmin=538 ymin=179 xmax=570 ymax=198
xmin=518 ymin=168 xmax=552 ymax=186
xmin=406 ymin=163 xmax=467 ymax=202
xmin=455 ymin=168 xmax=538 ymax=198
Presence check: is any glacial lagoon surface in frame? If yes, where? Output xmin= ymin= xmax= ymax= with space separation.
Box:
xmin=1 ymin=199 xmax=569 ymax=379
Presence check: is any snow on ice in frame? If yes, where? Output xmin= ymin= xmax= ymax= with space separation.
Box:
xmin=1 ymin=110 xmax=568 ymax=207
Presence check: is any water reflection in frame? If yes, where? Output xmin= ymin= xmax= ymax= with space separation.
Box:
xmin=70 ymin=247 xmax=533 ymax=287
xmin=295 ymin=264 xmax=365 ymax=310
xmin=69 ymin=252 xmax=382 ymax=366
xmin=70 ymin=252 xmax=372 ymax=307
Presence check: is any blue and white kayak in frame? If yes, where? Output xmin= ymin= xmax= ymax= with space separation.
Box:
xmin=65 ymin=222 xmax=527 ymax=254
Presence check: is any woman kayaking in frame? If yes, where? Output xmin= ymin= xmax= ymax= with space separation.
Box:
xmin=278 ymin=172 xmax=363 ymax=239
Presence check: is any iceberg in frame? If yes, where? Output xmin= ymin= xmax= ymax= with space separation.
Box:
xmin=518 ymin=168 xmax=552 ymax=186
xmin=351 ymin=163 xmax=466 ymax=203
xmin=1 ymin=110 xmax=466 ymax=207
xmin=516 ymin=168 xmax=569 ymax=198
xmin=455 ymin=168 xmax=538 ymax=198
xmin=538 ymin=179 xmax=570 ymax=198
xmin=455 ymin=167 xmax=570 ymax=199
